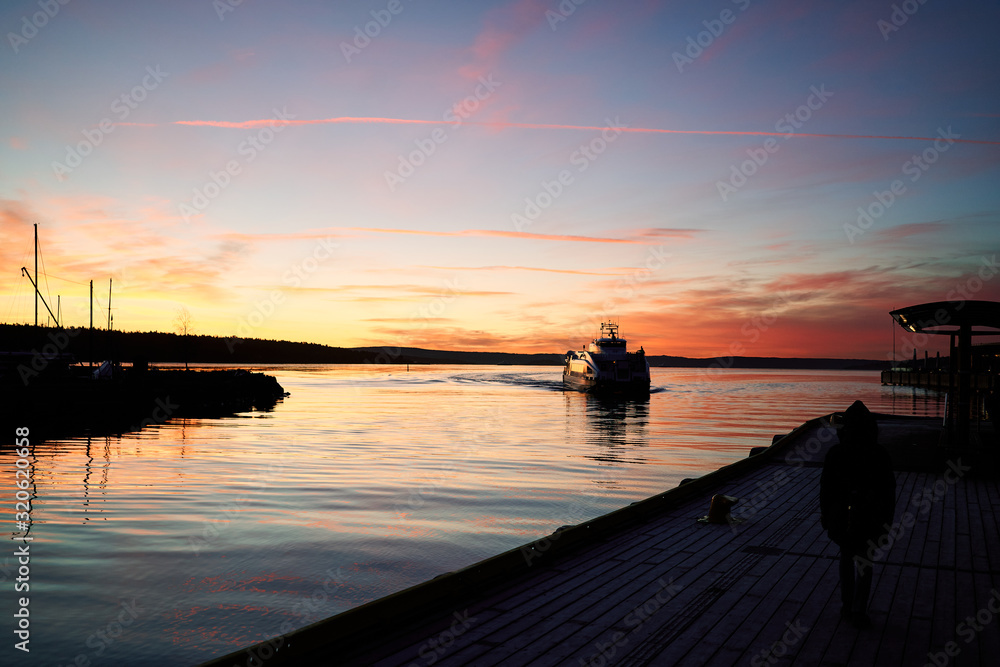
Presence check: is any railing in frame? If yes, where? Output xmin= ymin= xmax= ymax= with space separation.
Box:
xmin=881 ymin=370 xmax=997 ymax=391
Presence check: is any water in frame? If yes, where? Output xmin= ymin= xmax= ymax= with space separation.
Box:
xmin=1 ymin=366 xmax=943 ymax=665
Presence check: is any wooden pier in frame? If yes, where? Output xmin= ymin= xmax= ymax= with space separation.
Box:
xmin=881 ymin=369 xmax=997 ymax=393
xmin=200 ymin=414 xmax=999 ymax=666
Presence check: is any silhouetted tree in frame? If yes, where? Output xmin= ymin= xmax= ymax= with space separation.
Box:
xmin=173 ymin=307 xmax=195 ymax=370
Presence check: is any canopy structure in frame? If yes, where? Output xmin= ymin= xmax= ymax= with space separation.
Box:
xmin=889 ymin=300 xmax=1000 ymax=446
xmin=890 ymin=300 xmax=1000 ymax=336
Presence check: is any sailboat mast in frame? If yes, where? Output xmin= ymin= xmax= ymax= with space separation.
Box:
xmin=34 ymin=223 xmax=38 ymax=326
xmin=90 ymin=280 xmax=94 ymax=367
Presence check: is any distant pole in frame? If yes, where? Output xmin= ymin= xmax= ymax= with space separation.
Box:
xmin=34 ymin=223 xmax=38 ymax=326
xmin=57 ymin=295 xmax=61 ymax=326
xmin=89 ymin=280 xmax=93 ymax=367
xmin=108 ymin=278 xmax=113 ymax=368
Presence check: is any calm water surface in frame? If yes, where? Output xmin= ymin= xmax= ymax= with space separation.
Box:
xmin=1 ymin=366 xmax=943 ymax=665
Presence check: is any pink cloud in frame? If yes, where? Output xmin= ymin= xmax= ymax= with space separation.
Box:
xmin=867 ymin=221 xmax=951 ymax=243
xmin=177 ymin=48 xmax=258 ymax=86
xmin=132 ymin=116 xmax=1000 ymax=146
xmin=459 ymin=0 xmax=549 ymax=80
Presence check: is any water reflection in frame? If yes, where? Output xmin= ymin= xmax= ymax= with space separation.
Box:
xmin=887 ymin=383 xmax=947 ymax=418
xmin=82 ymin=436 xmax=109 ymax=522
xmin=577 ymin=393 xmax=650 ymax=466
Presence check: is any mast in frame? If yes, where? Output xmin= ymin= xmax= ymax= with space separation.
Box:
xmin=34 ymin=223 xmax=38 ymax=326
xmin=107 ymin=278 xmax=112 ymax=330
xmin=90 ymin=280 xmax=93 ymax=367
xmin=19 ymin=267 xmax=58 ymax=326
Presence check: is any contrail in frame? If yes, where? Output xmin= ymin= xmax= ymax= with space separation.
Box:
xmin=119 ymin=116 xmax=1000 ymax=146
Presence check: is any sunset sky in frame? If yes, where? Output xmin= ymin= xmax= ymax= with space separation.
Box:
xmin=1 ymin=0 xmax=998 ymax=359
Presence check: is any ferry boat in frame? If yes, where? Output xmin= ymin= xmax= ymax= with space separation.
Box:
xmin=563 ymin=321 xmax=651 ymax=394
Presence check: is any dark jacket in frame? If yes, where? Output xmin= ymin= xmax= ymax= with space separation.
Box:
xmin=820 ymin=440 xmax=895 ymax=548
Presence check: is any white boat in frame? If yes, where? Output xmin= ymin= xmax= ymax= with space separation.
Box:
xmin=563 ymin=321 xmax=651 ymax=395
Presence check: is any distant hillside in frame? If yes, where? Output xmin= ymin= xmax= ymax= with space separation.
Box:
xmin=646 ymin=355 xmax=887 ymax=371
xmin=355 ymin=346 xmax=563 ymax=365
xmin=0 ymin=324 xmax=888 ymax=370
xmin=0 ymin=324 xmax=370 ymax=364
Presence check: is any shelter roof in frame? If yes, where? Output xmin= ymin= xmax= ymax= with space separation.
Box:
xmin=890 ymin=300 xmax=1000 ymax=335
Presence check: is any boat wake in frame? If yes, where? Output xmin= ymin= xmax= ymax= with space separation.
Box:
xmin=449 ymin=371 xmax=668 ymax=395
xmin=449 ymin=371 xmax=565 ymax=392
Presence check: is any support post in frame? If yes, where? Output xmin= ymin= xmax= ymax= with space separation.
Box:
xmin=957 ymin=324 xmax=972 ymax=448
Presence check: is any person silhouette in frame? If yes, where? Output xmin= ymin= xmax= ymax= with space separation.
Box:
xmin=820 ymin=400 xmax=896 ymax=627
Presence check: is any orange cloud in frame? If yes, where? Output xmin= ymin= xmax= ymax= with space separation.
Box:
xmin=418 ymin=265 xmax=634 ymax=276
xmin=344 ymin=227 xmax=641 ymax=244
xmin=276 ymin=284 xmax=514 ymax=297
xmin=627 ymin=228 xmax=706 ymax=240
xmin=215 ymin=229 xmax=345 ymax=244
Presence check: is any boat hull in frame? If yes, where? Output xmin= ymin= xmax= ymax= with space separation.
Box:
xmin=562 ymin=369 xmax=650 ymax=396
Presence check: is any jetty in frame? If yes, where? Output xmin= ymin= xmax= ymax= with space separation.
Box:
xmin=0 ymin=364 xmax=287 ymax=440
xmin=199 ymin=412 xmax=999 ymax=666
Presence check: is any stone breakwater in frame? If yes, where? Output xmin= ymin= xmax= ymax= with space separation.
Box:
xmin=0 ymin=368 xmax=288 ymax=441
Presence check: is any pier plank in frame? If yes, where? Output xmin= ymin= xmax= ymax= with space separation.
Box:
xmin=903 ymin=472 xmax=933 ymax=565
xmin=849 ymin=561 xmax=900 ymax=663
xmin=911 ymin=565 xmax=937 ymax=621
xmin=720 ymin=558 xmax=814 ymax=661
xmin=741 ymin=551 xmax=839 ymax=666
xmin=951 ymin=570 xmax=980 ymax=666
xmin=901 ymin=616 xmax=935 ymax=666
xmin=874 ymin=564 xmax=918 ymax=666
xmin=973 ymin=571 xmax=1000 ymax=664
xmin=922 ymin=473 xmax=946 ymax=571
xmin=938 ymin=468 xmax=958 ymax=571
xmin=954 ymin=474 xmax=974 ymax=572
xmin=929 ymin=566 xmax=957 ymax=659
xmin=973 ymin=478 xmax=999 ymax=573
xmin=728 ymin=598 xmax=809 ymax=666
xmin=968 ymin=479 xmax=991 ymax=574
xmin=517 ymin=569 xmax=681 ymax=665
